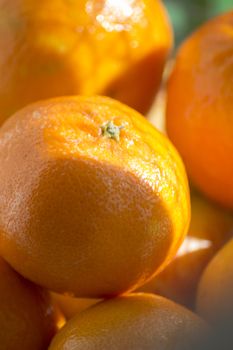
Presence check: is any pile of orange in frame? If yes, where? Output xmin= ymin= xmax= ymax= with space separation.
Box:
xmin=0 ymin=1 xmax=232 ymax=349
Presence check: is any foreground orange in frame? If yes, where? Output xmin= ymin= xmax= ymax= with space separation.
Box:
xmin=0 ymin=256 xmax=62 ymax=350
xmin=0 ymin=96 xmax=190 ymax=298
xmin=197 ymin=238 xmax=233 ymax=323
xmin=0 ymin=0 xmax=172 ymax=124
xmin=49 ymin=293 xmax=206 ymax=350
xmin=166 ymin=11 xmax=233 ymax=209
xmin=141 ymin=190 xmax=233 ymax=308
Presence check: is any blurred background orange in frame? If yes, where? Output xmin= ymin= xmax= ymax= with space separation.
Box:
xmin=164 ymin=0 xmax=233 ymax=46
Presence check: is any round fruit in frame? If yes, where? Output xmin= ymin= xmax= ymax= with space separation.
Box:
xmin=166 ymin=11 xmax=233 ymax=209
xmin=52 ymin=293 xmax=100 ymax=320
xmin=197 ymin=238 xmax=233 ymax=322
xmin=0 ymin=0 xmax=172 ymax=124
xmin=0 ymin=256 xmax=62 ymax=350
xmin=49 ymin=293 xmax=206 ymax=350
xmin=0 ymin=96 xmax=190 ymax=298
xmin=141 ymin=190 xmax=233 ymax=308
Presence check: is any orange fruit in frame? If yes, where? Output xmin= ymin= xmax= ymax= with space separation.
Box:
xmin=0 ymin=96 xmax=190 ymax=298
xmin=49 ymin=293 xmax=206 ymax=350
xmin=197 ymin=238 xmax=233 ymax=323
xmin=52 ymin=293 xmax=100 ymax=320
xmin=0 ymin=256 xmax=62 ymax=350
xmin=0 ymin=0 xmax=172 ymax=124
xmin=166 ymin=11 xmax=233 ymax=209
xmin=141 ymin=190 xmax=233 ymax=308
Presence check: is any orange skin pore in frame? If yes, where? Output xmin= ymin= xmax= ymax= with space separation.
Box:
xmin=49 ymin=293 xmax=206 ymax=350
xmin=166 ymin=11 xmax=233 ymax=209
xmin=141 ymin=190 xmax=233 ymax=309
xmin=0 ymin=0 xmax=172 ymax=123
xmin=0 ymin=256 xmax=63 ymax=350
xmin=0 ymin=96 xmax=190 ymax=298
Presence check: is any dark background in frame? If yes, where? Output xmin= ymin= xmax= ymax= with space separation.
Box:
xmin=164 ymin=0 xmax=233 ymax=46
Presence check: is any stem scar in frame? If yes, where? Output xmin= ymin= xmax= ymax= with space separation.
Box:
xmin=100 ymin=121 xmax=124 ymax=142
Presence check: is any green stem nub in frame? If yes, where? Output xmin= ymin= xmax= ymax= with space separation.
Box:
xmin=100 ymin=121 xmax=124 ymax=142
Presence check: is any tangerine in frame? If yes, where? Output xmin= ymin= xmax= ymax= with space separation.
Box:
xmin=166 ymin=11 xmax=233 ymax=209
xmin=141 ymin=190 xmax=233 ymax=308
xmin=0 ymin=96 xmax=190 ymax=297
xmin=197 ymin=238 xmax=233 ymax=322
xmin=49 ymin=293 xmax=206 ymax=350
xmin=0 ymin=256 xmax=62 ymax=350
xmin=0 ymin=0 xmax=172 ymax=123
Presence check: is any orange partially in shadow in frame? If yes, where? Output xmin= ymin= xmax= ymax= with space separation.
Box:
xmin=0 ymin=96 xmax=189 ymax=298
xmin=141 ymin=190 xmax=233 ymax=309
xmin=0 ymin=0 xmax=172 ymax=124
xmin=0 ymin=256 xmax=62 ymax=350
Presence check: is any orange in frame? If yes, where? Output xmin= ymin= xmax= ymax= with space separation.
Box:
xmin=141 ymin=189 xmax=233 ymax=308
xmin=197 ymin=238 xmax=233 ymax=323
xmin=0 ymin=256 xmax=63 ymax=350
xmin=0 ymin=96 xmax=190 ymax=298
xmin=166 ymin=11 xmax=233 ymax=209
xmin=52 ymin=293 xmax=100 ymax=320
xmin=49 ymin=293 xmax=206 ymax=350
xmin=0 ymin=0 xmax=172 ymax=124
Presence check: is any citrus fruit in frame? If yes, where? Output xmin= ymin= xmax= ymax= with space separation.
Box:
xmin=0 ymin=256 xmax=62 ymax=350
xmin=49 ymin=293 xmax=206 ymax=350
xmin=52 ymin=293 xmax=100 ymax=320
xmin=0 ymin=96 xmax=190 ymax=298
xmin=141 ymin=190 xmax=233 ymax=308
xmin=197 ymin=238 xmax=233 ymax=322
xmin=0 ymin=0 xmax=172 ymax=124
xmin=166 ymin=11 xmax=233 ymax=209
